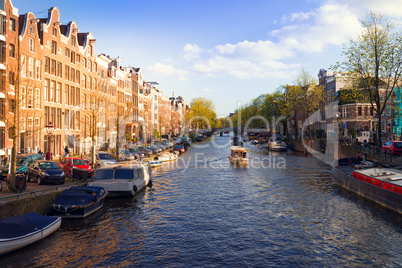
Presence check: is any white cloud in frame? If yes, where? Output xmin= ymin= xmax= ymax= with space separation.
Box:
xmin=183 ymin=44 xmax=203 ymax=61
xmin=182 ymin=0 xmax=402 ymax=80
xmin=143 ymin=63 xmax=188 ymax=81
xmin=201 ymin=88 xmax=215 ymax=93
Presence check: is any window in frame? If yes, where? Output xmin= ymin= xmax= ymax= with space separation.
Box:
xmin=82 ymin=74 xmax=86 ymax=88
xmin=28 ymin=58 xmax=34 ymax=78
xmin=34 ymin=88 xmax=40 ymax=109
xmin=65 ymin=48 xmax=70 ymax=58
xmin=51 ymin=59 xmax=56 ymax=75
xmin=9 ymin=18 xmax=15 ymax=31
xmin=83 ymin=58 xmax=87 ymax=68
xmin=76 ymin=70 xmax=80 ymax=84
xmin=386 ymin=105 xmax=391 ymax=116
xmin=56 ymin=83 xmax=61 ymax=103
xmin=9 ymin=99 xmax=15 ymax=113
xmin=94 ymin=63 xmax=97 ymax=72
xmin=64 ymin=84 xmax=69 ymax=105
xmin=21 ymin=55 xmax=27 ymax=77
xmin=51 ymin=41 xmax=57 ymax=55
xmin=88 ymin=45 xmax=92 ymax=56
xmin=76 ymin=88 xmax=80 ymax=106
xmin=52 ymin=28 xmax=57 ymax=37
xmin=44 ymin=79 xmax=49 ymax=101
xmin=44 ymin=57 xmax=50 ymax=73
xmin=370 ymin=107 xmax=374 ymax=116
xmin=29 ymin=38 xmax=34 ymax=52
xmin=51 ymin=107 xmax=55 ymax=127
xmin=71 ymin=51 xmax=75 ymax=63
xmin=50 ymin=80 xmax=55 ymax=102
xmin=30 ymin=26 xmax=34 ymax=35
xmin=88 ymin=77 xmax=92 ymax=90
xmin=88 ymin=60 xmax=92 ymax=72
xmin=70 ymin=86 xmax=75 ymax=106
xmin=9 ymin=43 xmax=15 ymax=58
xmin=35 ymin=60 xmax=41 ymax=80
xmin=57 ymin=62 xmax=62 ymax=77
xmin=21 ymin=87 xmax=26 ymax=108
xmin=358 ymin=106 xmax=362 ymax=116
xmin=64 ymin=109 xmax=69 ymax=128
xmin=8 ymin=71 xmax=14 ymax=85
xmin=70 ymin=67 xmax=75 ymax=83
xmin=27 ymin=88 xmax=33 ymax=108
xmin=57 ymin=108 xmax=62 ymax=128
xmin=71 ymin=36 xmax=75 ymax=47
xmin=65 ymin=65 xmax=69 ymax=81
xmin=76 ymin=54 xmax=80 ymax=63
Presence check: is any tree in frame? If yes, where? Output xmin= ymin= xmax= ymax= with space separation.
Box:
xmin=186 ymin=97 xmax=217 ymax=131
xmin=335 ymin=13 xmax=402 ymax=146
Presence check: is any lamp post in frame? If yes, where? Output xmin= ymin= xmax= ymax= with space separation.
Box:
xmin=45 ymin=122 xmax=55 ymax=155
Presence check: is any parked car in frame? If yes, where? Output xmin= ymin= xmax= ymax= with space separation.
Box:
xmin=161 ymin=139 xmax=174 ymax=148
xmin=94 ymin=151 xmax=117 ymax=167
xmin=137 ymin=146 xmax=153 ymax=157
xmin=27 ymin=160 xmax=65 ymax=185
xmin=174 ymin=145 xmax=186 ymax=154
xmin=119 ymin=149 xmax=135 ymax=161
xmin=128 ymin=147 xmax=145 ymax=159
xmin=382 ymin=141 xmax=402 ymax=155
xmin=58 ymin=158 xmax=93 ymax=178
xmin=153 ymin=142 xmax=167 ymax=151
xmin=0 ymin=153 xmax=43 ymax=180
xmin=146 ymin=144 xmax=161 ymax=154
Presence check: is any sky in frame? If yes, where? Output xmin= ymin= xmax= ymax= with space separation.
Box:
xmin=11 ymin=0 xmax=402 ymax=116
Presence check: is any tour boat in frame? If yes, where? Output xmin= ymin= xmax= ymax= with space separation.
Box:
xmin=88 ymin=162 xmax=152 ymax=197
xmin=229 ymin=146 xmax=248 ymax=165
xmin=332 ymin=163 xmax=402 ymax=214
xmin=51 ymin=186 xmax=108 ymax=218
xmin=0 ymin=213 xmax=61 ymax=255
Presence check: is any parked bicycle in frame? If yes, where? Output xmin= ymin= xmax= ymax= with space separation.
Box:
xmin=0 ymin=174 xmax=26 ymax=193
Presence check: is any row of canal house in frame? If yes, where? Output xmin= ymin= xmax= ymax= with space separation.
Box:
xmin=0 ymin=1 xmax=188 ymax=159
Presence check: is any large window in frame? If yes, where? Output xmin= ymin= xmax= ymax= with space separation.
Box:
xmin=51 ymin=41 xmax=57 ymax=55
xmin=9 ymin=43 xmax=15 ymax=58
xmin=9 ymin=18 xmax=15 ymax=32
xmin=44 ymin=57 xmax=50 ymax=73
xmin=29 ymin=38 xmax=34 ymax=52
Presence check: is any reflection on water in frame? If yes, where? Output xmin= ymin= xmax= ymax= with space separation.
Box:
xmin=1 ymin=136 xmax=401 ymax=267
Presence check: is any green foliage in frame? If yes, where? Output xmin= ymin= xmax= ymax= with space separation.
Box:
xmin=186 ymin=97 xmax=217 ymax=129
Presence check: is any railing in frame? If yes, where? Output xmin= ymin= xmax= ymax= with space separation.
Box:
xmin=0 ymin=183 xmax=72 ymax=202
xmin=340 ymin=139 xmax=402 ymax=164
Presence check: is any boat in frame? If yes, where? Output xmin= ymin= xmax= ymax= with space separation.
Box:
xmin=0 ymin=213 xmax=61 ymax=255
xmin=229 ymin=146 xmax=248 ymax=165
xmin=51 ymin=186 xmax=108 ymax=218
xmin=158 ymin=152 xmax=178 ymax=162
xmin=88 ymin=162 xmax=152 ymax=197
xmin=332 ymin=162 xmax=402 ymax=214
xmin=268 ymin=138 xmax=287 ymax=152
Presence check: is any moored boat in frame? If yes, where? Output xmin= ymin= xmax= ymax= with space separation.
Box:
xmin=229 ymin=146 xmax=248 ymax=166
xmin=88 ymin=162 xmax=152 ymax=197
xmin=158 ymin=152 xmax=178 ymax=162
xmin=332 ymin=162 xmax=402 ymax=214
xmin=0 ymin=213 xmax=61 ymax=255
xmin=268 ymin=139 xmax=287 ymax=152
xmin=51 ymin=186 xmax=108 ymax=218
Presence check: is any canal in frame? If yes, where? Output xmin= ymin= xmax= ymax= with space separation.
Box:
xmin=1 ymin=135 xmax=401 ymax=267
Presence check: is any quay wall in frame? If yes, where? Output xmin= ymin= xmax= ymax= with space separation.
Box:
xmin=0 ymin=190 xmax=63 ymax=220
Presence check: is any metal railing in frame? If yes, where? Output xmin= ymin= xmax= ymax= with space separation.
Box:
xmin=0 ymin=183 xmax=73 ymax=202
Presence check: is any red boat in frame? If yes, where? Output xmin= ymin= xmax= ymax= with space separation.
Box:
xmin=333 ymin=164 xmax=402 ymax=214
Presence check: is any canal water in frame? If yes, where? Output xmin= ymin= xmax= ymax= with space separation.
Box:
xmin=1 ymin=135 xmax=402 ymax=267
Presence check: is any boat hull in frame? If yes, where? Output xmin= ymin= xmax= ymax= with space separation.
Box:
xmin=0 ymin=215 xmax=61 ymax=255
xmin=332 ymin=164 xmax=402 ymax=214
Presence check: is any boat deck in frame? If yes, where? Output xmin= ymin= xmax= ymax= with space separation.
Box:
xmin=354 ymin=168 xmax=402 ymax=186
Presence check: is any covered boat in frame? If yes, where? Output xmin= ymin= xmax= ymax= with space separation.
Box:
xmin=158 ymin=152 xmax=178 ymax=162
xmin=88 ymin=162 xmax=152 ymax=197
xmin=229 ymin=146 xmax=248 ymax=165
xmin=268 ymin=138 xmax=287 ymax=152
xmin=51 ymin=186 xmax=108 ymax=218
xmin=0 ymin=213 xmax=61 ymax=255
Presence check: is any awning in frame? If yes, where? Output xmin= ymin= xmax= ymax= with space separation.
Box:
xmin=0 ymin=150 xmax=5 ymax=156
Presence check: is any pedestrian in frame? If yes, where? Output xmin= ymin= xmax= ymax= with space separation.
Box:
xmin=46 ymin=149 xmax=52 ymax=160
xmin=38 ymin=148 xmax=43 ymax=156
xmin=64 ymin=146 xmax=69 ymax=158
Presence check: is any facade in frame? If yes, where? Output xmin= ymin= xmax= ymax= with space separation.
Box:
xmin=0 ymin=1 xmax=188 ymax=160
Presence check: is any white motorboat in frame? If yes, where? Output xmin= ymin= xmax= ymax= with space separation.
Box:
xmin=268 ymin=139 xmax=287 ymax=152
xmin=0 ymin=213 xmax=61 ymax=255
xmin=88 ymin=162 xmax=152 ymax=197
xmin=158 ymin=152 xmax=178 ymax=162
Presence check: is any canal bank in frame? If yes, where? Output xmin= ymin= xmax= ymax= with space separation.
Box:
xmin=0 ymin=181 xmax=85 ymax=219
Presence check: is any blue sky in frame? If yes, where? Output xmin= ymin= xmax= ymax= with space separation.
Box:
xmin=12 ymin=0 xmax=402 ymax=116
